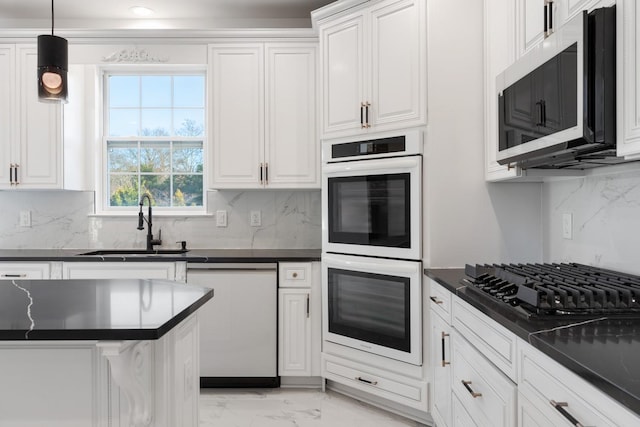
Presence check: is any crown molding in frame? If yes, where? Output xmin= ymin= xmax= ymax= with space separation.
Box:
xmin=0 ymin=27 xmax=319 ymax=44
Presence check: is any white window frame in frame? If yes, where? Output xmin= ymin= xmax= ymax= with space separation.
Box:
xmin=96 ymin=65 xmax=209 ymax=216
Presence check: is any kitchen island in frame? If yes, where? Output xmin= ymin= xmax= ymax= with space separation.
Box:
xmin=0 ymin=278 xmax=213 ymax=427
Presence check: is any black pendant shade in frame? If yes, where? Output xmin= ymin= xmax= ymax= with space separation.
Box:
xmin=38 ymin=0 xmax=68 ymax=103
xmin=38 ymin=35 xmax=68 ymax=103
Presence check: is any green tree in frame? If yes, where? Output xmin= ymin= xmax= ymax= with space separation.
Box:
xmin=174 ymin=188 xmax=186 ymax=206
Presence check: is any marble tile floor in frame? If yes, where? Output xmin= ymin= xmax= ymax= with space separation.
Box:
xmin=200 ymin=388 xmax=427 ymax=427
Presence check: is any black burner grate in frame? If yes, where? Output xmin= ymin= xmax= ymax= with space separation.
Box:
xmin=463 ymin=263 xmax=640 ymax=317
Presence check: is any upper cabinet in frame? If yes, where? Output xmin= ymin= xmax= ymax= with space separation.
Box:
xmin=484 ymin=0 xmax=523 ymax=181
xmin=515 ymin=0 xmax=604 ymax=58
xmin=617 ymin=0 xmax=640 ymax=159
xmin=0 ymin=45 xmax=62 ymax=189
xmin=317 ymin=0 xmax=426 ymax=139
xmin=209 ymin=41 xmax=318 ymax=189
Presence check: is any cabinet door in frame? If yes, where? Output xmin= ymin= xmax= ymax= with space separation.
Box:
xmin=62 ymin=262 xmax=176 ymax=280
xmin=518 ymin=392 xmax=556 ymax=427
xmin=16 ymin=46 xmax=62 ymax=189
xmin=369 ymin=0 xmax=426 ymax=131
xmin=209 ymin=44 xmax=264 ymax=188
xmin=431 ymin=310 xmax=452 ymax=427
xmin=0 ymin=46 xmax=14 ymax=188
xmin=278 ymin=288 xmax=311 ymax=376
xmin=452 ymin=392 xmax=479 ymax=427
xmin=320 ymin=11 xmax=366 ymax=137
xmin=617 ymin=0 xmax=640 ymax=159
xmin=485 ymin=0 xmax=522 ymax=181
xmin=265 ymin=44 xmax=319 ymax=188
xmin=555 ymin=0 xmax=604 ymax=29
xmin=0 ymin=262 xmax=51 ymax=280
xmin=516 ymin=0 xmax=545 ymax=57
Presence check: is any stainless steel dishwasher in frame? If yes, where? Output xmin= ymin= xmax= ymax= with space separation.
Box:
xmin=186 ymin=263 xmax=278 ymax=387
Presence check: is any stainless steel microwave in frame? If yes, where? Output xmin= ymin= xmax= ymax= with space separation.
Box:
xmin=496 ymin=6 xmax=616 ymax=169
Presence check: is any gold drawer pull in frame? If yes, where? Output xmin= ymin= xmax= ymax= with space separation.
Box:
xmin=550 ymin=400 xmax=585 ymax=427
xmin=356 ymin=376 xmax=378 ymax=386
xmin=462 ymin=380 xmax=482 ymax=398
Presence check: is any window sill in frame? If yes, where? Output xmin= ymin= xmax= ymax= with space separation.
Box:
xmin=89 ymin=211 xmax=213 ymax=218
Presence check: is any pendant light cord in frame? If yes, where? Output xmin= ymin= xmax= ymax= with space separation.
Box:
xmin=51 ymin=0 xmax=54 ymax=35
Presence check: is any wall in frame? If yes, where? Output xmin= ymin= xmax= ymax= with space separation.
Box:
xmin=0 ymin=190 xmax=321 ymax=249
xmin=542 ymin=164 xmax=640 ymax=275
xmin=424 ymin=0 xmax=543 ymax=268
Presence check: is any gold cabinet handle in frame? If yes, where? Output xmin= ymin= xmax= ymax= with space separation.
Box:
xmin=461 ymin=380 xmax=482 ymax=398
xmin=441 ymin=332 xmax=450 ymax=367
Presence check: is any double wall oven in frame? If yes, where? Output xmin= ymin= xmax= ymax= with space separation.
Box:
xmin=322 ymin=130 xmax=423 ymax=366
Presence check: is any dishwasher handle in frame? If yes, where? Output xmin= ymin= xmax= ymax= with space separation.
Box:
xmin=186 ymin=263 xmax=277 ymax=271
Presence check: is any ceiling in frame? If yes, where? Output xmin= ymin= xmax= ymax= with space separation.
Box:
xmin=0 ymin=0 xmax=336 ymax=30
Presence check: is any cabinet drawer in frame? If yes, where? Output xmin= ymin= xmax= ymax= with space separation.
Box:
xmin=452 ymin=297 xmax=517 ymax=381
xmin=322 ymin=353 xmax=427 ymax=410
xmin=451 ymin=332 xmax=516 ymax=427
xmin=0 ymin=263 xmax=51 ymax=280
xmin=429 ymin=278 xmax=452 ymax=321
xmin=278 ymin=262 xmax=311 ymax=288
xmin=519 ymin=342 xmax=639 ymax=427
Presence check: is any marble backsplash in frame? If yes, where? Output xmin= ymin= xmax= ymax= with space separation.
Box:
xmin=543 ymin=165 xmax=640 ymax=275
xmin=0 ymin=190 xmax=321 ymax=250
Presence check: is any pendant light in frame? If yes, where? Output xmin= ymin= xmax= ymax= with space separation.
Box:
xmin=38 ymin=0 xmax=68 ymax=103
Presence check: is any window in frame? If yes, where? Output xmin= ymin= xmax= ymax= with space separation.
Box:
xmin=103 ymin=72 xmax=205 ymax=211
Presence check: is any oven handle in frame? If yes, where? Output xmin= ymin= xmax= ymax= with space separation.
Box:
xmin=322 ymin=156 xmax=420 ymax=174
xmin=322 ymin=254 xmax=420 ymax=275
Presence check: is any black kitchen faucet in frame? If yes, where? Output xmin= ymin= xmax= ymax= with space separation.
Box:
xmin=137 ymin=194 xmax=162 ymax=251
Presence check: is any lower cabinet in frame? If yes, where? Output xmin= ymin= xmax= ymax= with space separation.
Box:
xmin=278 ymin=262 xmax=321 ymax=379
xmin=427 ymin=277 xmax=640 ymax=427
xmin=518 ymin=340 xmax=639 ymax=427
xmin=451 ymin=392 xmax=479 ymax=427
xmin=61 ymin=262 xmax=176 ymax=280
xmin=322 ymin=352 xmax=429 ymax=411
xmin=430 ymin=300 xmax=452 ymax=427
xmin=450 ymin=331 xmax=516 ymax=427
xmin=0 ymin=262 xmax=52 ymax=280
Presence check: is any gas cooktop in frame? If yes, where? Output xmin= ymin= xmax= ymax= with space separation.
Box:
xmin=462 ymin=263 xmax=640 ymax=319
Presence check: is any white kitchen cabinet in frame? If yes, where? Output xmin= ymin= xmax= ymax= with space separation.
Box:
xmin=617 ymin=0 xmax=640 ymax=159
xmin=515 ymin=0 xmax=609 ymax=58
xmin=518 ymin=340 xmax=640 ymax=427
xmin=322 ymin=352 xmax=429 ymax=411
xmin=317 ymin=0 xmax=426 ymax=138
xmin=209 ymin=42 xmax=318 ymax=189
xmin=278 ymin=262 xmax=321 ymax=378
xmin=0 ymin=262 xmax=51 ymax=280
xmin=430 ymin=279 xmax=517 ymax=427
xmin=484 ymin=0 xmax=523 ymax=181
xmin=515 ymin=0 xmax=545 ymax=58
xmin=61 ymin=262 xmax=176 ymax=280
xmin=554 ymin=0 xmax=605 ymax=30
xmin=451 ymin=331 xmax=517 ymax=427
xmin=452 ymin=392 xmax=479 ymax=427
xmin=279 ymin=289 xmax=311 ymax=376
xmin=430 ymin=306 xmax=452 ymax=427
xmin=452 ymin=295 xmax=519 ymax=382
xmin=0 ymin=45 xmax=62 ymax=189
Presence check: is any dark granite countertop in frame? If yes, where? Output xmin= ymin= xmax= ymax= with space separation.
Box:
xmin=425 ymin=268 xmax=640 ymax=417
xmin=0 ymin=278 xmax=213 ymax=341
xmin=0 ymin=248 xmax=321 ymax=263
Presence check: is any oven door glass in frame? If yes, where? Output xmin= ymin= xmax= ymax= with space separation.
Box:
xmin=327 ymin=267 xmax=410 ymax=352
xmin=327 ymin=173 xmax=410 ymax=249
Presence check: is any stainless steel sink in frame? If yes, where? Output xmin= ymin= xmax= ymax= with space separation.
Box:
xmin=79 ymin=249 xmax=189 ymax=256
